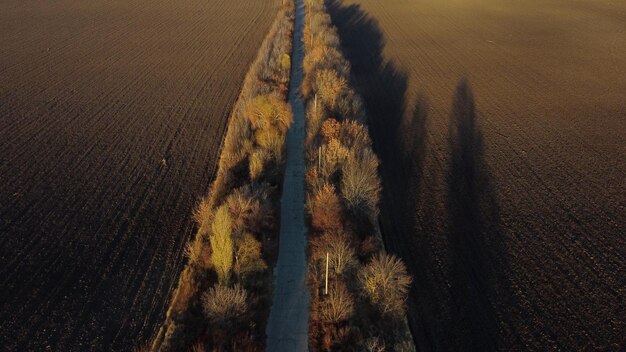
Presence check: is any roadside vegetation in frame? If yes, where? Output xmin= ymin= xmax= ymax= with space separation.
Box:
xmin=150 ymin=2 xmax=295 ymax=350
xmin=302 ymin=0 xmax=415 ymax=350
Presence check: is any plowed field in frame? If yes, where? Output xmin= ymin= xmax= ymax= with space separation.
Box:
xmin=0 ymin=0 xmax=277 ymax=350
xmin=329 ymin=0 xmax=626 ymax=350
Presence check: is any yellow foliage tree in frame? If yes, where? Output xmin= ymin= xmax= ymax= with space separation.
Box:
xmin=211 ymin=204 xmax=234 ymax=285
xmin=235 ymin=232 xmax=267 ymax=278
xmin=246 ymin=94 xmax=293 ymax=135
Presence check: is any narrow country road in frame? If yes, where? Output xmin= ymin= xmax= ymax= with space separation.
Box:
xmin=266 ymin=0 xmax=309 ymax=350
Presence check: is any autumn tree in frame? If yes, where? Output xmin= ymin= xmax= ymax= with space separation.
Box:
xmin=309 ymin=183 xmax=343 ymax=231
xmin=321 ymin=280 xmax=355 ymax=324
xmin=211 ymin=204 xmax=234 ymax=285
xmin=310 ymin=231 xmax=356 ymax=275
xmin=315 ymin=69 xmax=347 ymax=112
xmin=234 ymin=232 xmax=267 ymax=279
xmin=202 ymin=284 xmax=249 ymax=329
xmin=358 ymin=253 xmax=412 ymax=317
xmin=341 ymin=148 xmax=381 ymax=217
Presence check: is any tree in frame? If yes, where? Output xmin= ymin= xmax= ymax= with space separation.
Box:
xmin=341 ymin=148 xmax=381 ymax=217
xmin=310 ymin=183 xmax=343 ymax=231
xmin=310 ymin=231 xmax=356 ymax=275
xmin=211 ymin=204 xmax=234 ymax=284
xmin=246 ymin=94 xmax=292 ymax=135
xmin=321 ymin=138 xmax=349 ymax=177
xmin=339 ymin=119 xmax=371 ymax=150
xmin=202 ymin=284 xmax=249 ymax=329
xmin=249 ymin=149 xmax=269 ymax=181
xmin=235 ymin=232 xmax=267 ymax=278
xmin=226 ymin=184 xmax=274 ymax=236
xmin=254 ymin=126 xmax=286 ymax=160
xmin=321 ymin=280 xmax=354 ymax=324
xmin=315 ymin=69 xmax=347 ymax=112
xmin=358 ymin=253 xmax=412 ymax=317
xmin=321 ymin=118 xmax=341 ymax=142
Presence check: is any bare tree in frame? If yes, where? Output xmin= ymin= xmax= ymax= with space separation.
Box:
xmin=358 ymin=253 xmax=412 ymax=317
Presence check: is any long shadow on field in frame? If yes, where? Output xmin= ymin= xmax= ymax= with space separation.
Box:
xmin=445 ymin=80 xmax=517 ymax=350
xmin=328 ymin=1 xmax=523 ymax=350
xmin=327 ymin=0 xmax=436 ymax=349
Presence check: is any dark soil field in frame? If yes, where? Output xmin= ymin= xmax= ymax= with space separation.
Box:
xmin=0 ymin=0 xmax=278 ymax=350
xmin=328 ymin=0 xmax=626 ymax=350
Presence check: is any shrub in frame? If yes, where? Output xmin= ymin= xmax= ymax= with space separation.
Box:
xmin=202 ymin=284 xmax=249 ymax=328
xmin=358 ymin=253 xmax=412 ymax=317
xmin=190 ymin=342 xmax=206 ymax=352
xmin=321 ymin=281 xmax=354 ymax=324
xmin=235 ymin=232 xmax=267 ymax=278
xmin=170 ymin=267 xmax=198 ymax=313
xmin=193 ymin=197 xmax=212 ymax=237
xmin=210 ymin=205 xmax=234 ymax=285
xmin=222 ymin=113 xmax=253 ymax=170
xmin=365 ymin=338 xmax=386 ymax=352
xmin=279 ymin=53 xmax=291 ymax=72
xmin=341 ymin=149 xmax=381 ymax=217
xmin=184 ymin=240 xmax=211 ymax=270
xmin=309 ymin=183 xmax=343 ymax=231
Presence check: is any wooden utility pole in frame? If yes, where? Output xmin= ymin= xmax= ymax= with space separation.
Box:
xmin=308 ymin=1 xmax=313 ymax=46
xmin=324 ymin=252 xmax=329 ymax=295
xmin=318 ymin=146 xmax=321 ymax=172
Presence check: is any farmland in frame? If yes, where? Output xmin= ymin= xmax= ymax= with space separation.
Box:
xmin=328 ymin=0 xmax=626 ymax=350
xmin=0 ymin=0 xmax=278 ymax=350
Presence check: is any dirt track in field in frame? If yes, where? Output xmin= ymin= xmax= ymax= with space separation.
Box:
xmin=0 ymin=0 xmax=277 ymax=349
xmin=328 ymin=0 xmax=626 ymax=350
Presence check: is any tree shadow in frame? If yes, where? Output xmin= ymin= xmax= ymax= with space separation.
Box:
xmin=327 ymin=0 xmax=435 ymax=348
xmin=446 ymin=79 xmax=518 ymax=350
xmin=329 ymin=1 xmax=520 ymax=349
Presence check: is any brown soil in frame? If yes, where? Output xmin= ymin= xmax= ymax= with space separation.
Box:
xmin=328 ymin=0 xmax=626 ymax=350
xmin=0 ymin=0 xmax=278 ymax=350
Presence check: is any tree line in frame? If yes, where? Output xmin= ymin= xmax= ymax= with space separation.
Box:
xmin=302 ymin=0 xmax=415 ymax=350
xmin=149 ymin=2 xmax=295 ymax=350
